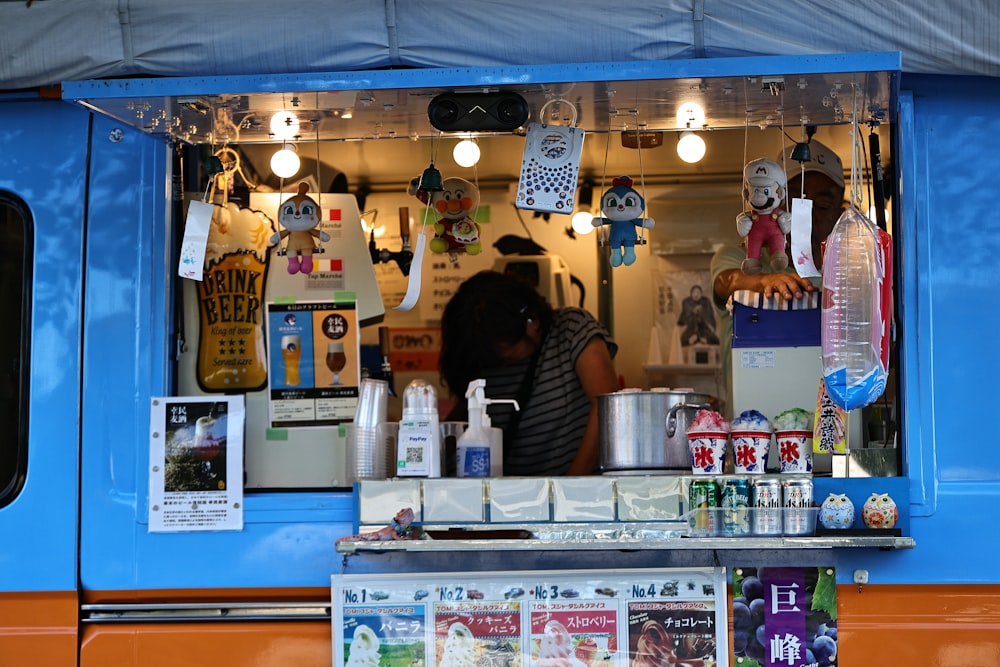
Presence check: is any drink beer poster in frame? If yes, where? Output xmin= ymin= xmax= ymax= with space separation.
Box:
xmin=148 ymin=396 xmax=245 ymax=532
xmin=266 ymin=298 xmax=359 ymax=428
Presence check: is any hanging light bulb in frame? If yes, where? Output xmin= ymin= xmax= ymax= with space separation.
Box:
xmin=677 ymin=131 xmax=707 ymax=164
xmin=452 ymin=138 xmax=481 ymax=168
xmin=570 ymin=182 xmax=595 ymax=235
xmin=571 ymin=210 xmax=595 ymax=235
xmin=270 ymin=143 xmax=300 ymax=178
xmin=269 ymin=111 xmax=300 ymax=140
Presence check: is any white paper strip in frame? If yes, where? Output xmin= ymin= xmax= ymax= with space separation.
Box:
xmin=790 ymin=197 xmax=820 ymax=278
xmin=178 ymin=200 xmax=214 ymax=281
xmin=395 ymin=230 xmax=427 ymax=311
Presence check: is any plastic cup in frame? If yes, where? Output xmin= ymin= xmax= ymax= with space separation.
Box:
xmin=687 ymin=431 xmax=728 ymax=475
xmin=354 ymin=378 xmax=389 ymax=428
xmin=731 ymin=430 xmax=771 ymax=474
xmin=776 ymin=430 xmax=814 ymax=473
xmin=345 ymin=423 xmax=384 ymax=483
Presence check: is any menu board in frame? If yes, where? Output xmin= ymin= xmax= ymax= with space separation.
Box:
xmin=266 ymin=299 xmax=359 ymax=427
xmin=333 ymin=567 xmax=728 ymax=666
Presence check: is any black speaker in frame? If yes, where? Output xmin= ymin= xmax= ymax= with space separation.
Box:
xmin=427 ymin=91 xmax=529 ymax=132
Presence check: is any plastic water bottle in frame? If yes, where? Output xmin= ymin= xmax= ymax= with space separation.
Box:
xmin=820 ymin=208 xmax=889 ymax=410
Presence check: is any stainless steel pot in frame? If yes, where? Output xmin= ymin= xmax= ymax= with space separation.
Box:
xmin=598 ymin=389 xmax=713 ymax=471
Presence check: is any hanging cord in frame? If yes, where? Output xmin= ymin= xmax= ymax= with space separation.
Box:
xmin=847 ymin=83 xmax=867 ymax=213
xmin=313 ymin=110 xmax=325 ymax=254
xmin=777 ymin=89 xmax=788 ymax=212
xmin=632 ymin=111 xmax=648 ymax=245
xmin=596 ymin=117 xmax=613 ymax=247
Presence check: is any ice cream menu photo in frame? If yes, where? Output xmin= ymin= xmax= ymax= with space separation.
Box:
xmin=266 ymin=298 xmax=359 ymax=428
xmin=333 ymin=567 xmax=728 ymax=666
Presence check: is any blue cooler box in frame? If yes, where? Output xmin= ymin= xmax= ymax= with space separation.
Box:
xmin=731 ymin=290 xmax=821 ymax=348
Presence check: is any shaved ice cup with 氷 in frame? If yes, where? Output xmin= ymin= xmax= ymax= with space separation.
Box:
xmin=773 ymin=408 xmax=815 ymax=473
xmin=731 ymin=409 xmax=772 ymax=474
xmin=687 ymin=409 xmax=730 ymax=475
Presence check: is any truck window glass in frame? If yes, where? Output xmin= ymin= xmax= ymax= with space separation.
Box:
xmin=0 ymin=193 xmax=30 ymax=508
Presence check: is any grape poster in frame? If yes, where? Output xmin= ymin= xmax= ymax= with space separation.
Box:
xmin=731 ymin=567 xmax=838 ymax=667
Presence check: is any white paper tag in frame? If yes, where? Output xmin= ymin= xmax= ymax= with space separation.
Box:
xmin=178 ymin=200 xmax=214 ymax=281
xmin=790 ymin=197 xmax=820 ymax=278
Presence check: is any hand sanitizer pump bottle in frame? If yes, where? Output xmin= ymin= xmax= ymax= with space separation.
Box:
xmin=396 ymin=379 xmax=441 ymax=477
xmin=455 ymin=379 xmax=519 ymax=478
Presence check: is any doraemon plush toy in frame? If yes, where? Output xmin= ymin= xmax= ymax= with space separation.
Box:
xmin=737 ymin=158 xmax=791 ymax=275
xmin=592 ymin=175 xmax=655 ymax=267
xmin=270 ymin=182 xmax=330 ymax=274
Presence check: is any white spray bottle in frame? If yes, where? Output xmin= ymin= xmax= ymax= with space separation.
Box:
xmin=456 ymin=379 xmax=519 ymax=478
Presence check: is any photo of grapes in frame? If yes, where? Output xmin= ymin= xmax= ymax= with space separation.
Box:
xmin=732 ymin=567 xmax=838 ymax=667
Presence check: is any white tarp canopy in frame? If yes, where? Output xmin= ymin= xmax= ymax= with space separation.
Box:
xmin=2 ymin=0 xmax=998 ymax=89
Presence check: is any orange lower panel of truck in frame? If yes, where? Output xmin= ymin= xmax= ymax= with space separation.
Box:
xmin=1 ymin=584 xmax=995 ymax=665
xmin=0 ymin=590 xmax=78 ymax=664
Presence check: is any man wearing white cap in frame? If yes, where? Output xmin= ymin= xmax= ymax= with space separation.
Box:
xmin=710 ymin=138 xmax=846 ymax=418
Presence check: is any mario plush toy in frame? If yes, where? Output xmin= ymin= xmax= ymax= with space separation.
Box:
xmin=737 ymin=158 xmax=791 ymax=275
xmin=270 ymin=182 xmax=330 ymax=274
xmin=408 ymin=175 xmax=483 ymax=256
xmin=592 ymin=175 xmax=655 ymax=267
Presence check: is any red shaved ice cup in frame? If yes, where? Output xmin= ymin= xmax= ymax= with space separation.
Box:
xmin=731 ymin=430 xmax=771 ymax=474
xmin=688 ymin=431 xmax=728 ymax=475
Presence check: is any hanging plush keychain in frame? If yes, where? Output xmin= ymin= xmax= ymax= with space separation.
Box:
xmin=737 ymin=157 xmax=792 ymax=274
xmin=270 ymin=182 xmax=330 ymax=274
xmin=592 ymin=175 xmax=655 ymax=267
xmin=408 ymin=175 xmax=483 ymax=256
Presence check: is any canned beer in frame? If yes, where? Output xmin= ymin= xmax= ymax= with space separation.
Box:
xmin=688 ymin=478 xmax=719 ymax=537
xmin=721 ymin=477 xmax=751 ymax=537
xmin=782 ymin=477 xmax=815 ymax=535
xmin=752 ymin=478 xmax=782 ymax=536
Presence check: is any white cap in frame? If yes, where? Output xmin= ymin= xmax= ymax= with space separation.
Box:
xmin=744 ymin=158 xmax=787 ymax=188
xmin=778 ymin=139 xmax=845 ymax=189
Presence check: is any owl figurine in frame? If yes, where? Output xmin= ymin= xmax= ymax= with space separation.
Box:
xmin=819 ymin=493 xmax=855 ymax=529
xmin=862 ymin=492 xmax=899 ymax=529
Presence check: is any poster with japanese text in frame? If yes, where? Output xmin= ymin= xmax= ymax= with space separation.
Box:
xmin=266 ymin=299 xmax=359 ymax=427
xmin=333 ymin=567 xmax=728 ymax=666
xmin=731 ymin=567 xmax=838 ymax=667
xmin=148 ymin=396 xmax=245 ymax=532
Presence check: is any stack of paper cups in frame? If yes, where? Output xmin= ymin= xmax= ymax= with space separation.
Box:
xmin=345 ymin=378 xmax=389 ymax=482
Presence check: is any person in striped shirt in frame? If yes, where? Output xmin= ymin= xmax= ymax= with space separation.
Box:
xmin=440 ymin=270 xmax=619 ymax=475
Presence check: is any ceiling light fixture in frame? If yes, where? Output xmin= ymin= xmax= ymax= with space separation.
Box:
xmin=452 ymin=138 xmax=481 ymax=168
xmin=269 ymin=111 xmax=300 ymax=140
xmin=270 ymin=143 xmax=300 ymax=178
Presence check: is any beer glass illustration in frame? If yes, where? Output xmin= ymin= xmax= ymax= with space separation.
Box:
xmin=326 ymin=341 xmax=347 ymax=385
xmin=280 ymin=335 xmax=302 ymax=386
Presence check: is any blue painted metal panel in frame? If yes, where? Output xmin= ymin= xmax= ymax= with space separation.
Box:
xmin=62 ymin=52 xmax=902 ymax=99
xmin=0 ymin=100 xmax=88 ymax=592
xmin=78 ymin=114 xmax=356 ymax=593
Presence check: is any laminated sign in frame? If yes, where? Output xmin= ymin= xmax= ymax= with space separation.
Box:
xmin=194 ymin=201 xmax=276 ymax=392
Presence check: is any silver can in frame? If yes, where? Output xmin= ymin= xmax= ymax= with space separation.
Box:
xmin=752 ymin=478 xmax=782 ymax=536
xmin=783 ymin=477 xmax=815 ymax=536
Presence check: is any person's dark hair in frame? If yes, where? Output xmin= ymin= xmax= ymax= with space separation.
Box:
xmin=439 ymin=270 xmax=554 ymax=397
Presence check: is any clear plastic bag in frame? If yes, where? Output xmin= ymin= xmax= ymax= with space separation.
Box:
xmin=820 ymin=208 xmax=891 ymax=410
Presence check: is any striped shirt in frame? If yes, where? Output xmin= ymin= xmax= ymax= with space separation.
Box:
xmin=480 ymin=308 xmax=617 ymax=475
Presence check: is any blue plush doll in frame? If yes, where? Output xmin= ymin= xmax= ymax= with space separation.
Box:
xmin=592 ymin=175 xmax=655 ymax=267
